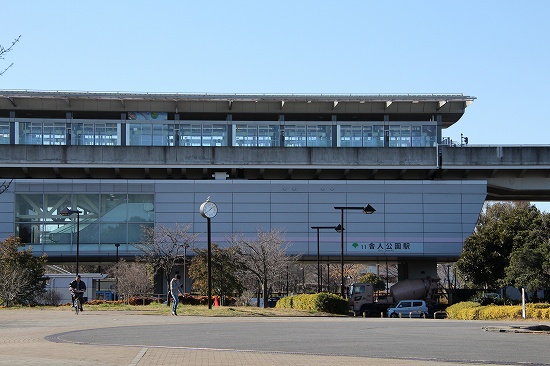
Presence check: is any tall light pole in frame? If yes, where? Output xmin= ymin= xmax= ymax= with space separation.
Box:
xmin=60 ymin=207 xmax=82 ymax=276
xmin=182 ymin=243 xmax=189 ymax=295
xmin=115 ymin=243 xmax=120 ymax=301
xmin=334 ymin=204 xmax=376 ymax=298
xmin=311 ymin=225 xmax=338 ymax=293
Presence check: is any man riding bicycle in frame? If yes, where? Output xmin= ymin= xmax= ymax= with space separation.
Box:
xmin=69 ymin=274 xmax=86 ymax=312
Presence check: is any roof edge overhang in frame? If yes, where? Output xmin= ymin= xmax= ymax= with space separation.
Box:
xmin=0 ymin=89 xmax=476 ymax=104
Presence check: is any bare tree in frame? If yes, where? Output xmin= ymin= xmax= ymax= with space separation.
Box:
xmin=0 ymin=178 xmax=13 ymax=195
xmin=0 ymin=35 xmax=21 ymax=76
xmin=110 ymin=260 xmax=154 ymax=304
xmin=0 ymin=35 xmax=19 ymax=196
xmin=133 ymin=223 xmax=198 ymax=298
xmin=438 ymin=262 xmax=460 ymax=289
xmin=229 ymin=228 xmax=298 ymax=308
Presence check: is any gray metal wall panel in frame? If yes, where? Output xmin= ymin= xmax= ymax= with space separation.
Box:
xmin=385 ymin=222 xmax=424 ymax=233
xmin=308 ymin=192 xmax=347 ymax=204
xmin=84 ymin=183 xmax=101 ymax=192
xmin=0 ymin=189 xmax=14 ymax=239
xmin=384 ymin=194 xmax=423 ymax=204
xmin=384 ymin=213 xmax=424 ymax=223
xmin=462 ymin=194 xmax=488 ymax=203
xmin=385 ymin=203 xmax=426 ymax=214
xmin=7 ymin=179 xmax=487 ymax=260
xmin=271 ymin=212 xmax=308 ymax=224
xmin=424 ymin=213 xmax=462 ymax=223
xmin=228 ymin=182 xmax=273 ymax=193
xmin=233 ymin=212 xmax=271 ymax=223
xmin=233 ymin=192 xmax=271 ymax=203
xmin=424 ymin=223 xmax=463 ymax=233
xmin=156 ymin=193 xmax=195 ymax=204
xmin=232 ymin=203 xmax=270 ymax=213
xmin=423 ymin=203 xmax=462 ymax=213
xmin=272 ymin=203 xmax=305 ymax=213
xmin=154 ymin=212 xmax=196 ymax=224
xmin=423 ymin=194 xmax=462 ymax=204
xmin=155 ymin=181 xmax=195 ymax=193
xmin=272 ymin=192 xmax=310 ymax=204
xmin=423 ymin=243 xmax=459 ymax=254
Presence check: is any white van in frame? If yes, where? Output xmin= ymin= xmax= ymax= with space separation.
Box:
xmin=387 ymin=300 xmax=428 ymax=318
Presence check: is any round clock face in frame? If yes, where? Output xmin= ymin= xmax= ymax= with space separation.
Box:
xmin=200 ymin=201 xmax=218 ymax=218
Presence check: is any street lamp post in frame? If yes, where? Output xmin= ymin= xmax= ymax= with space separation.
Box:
xmin=311 ymin=225 xmax=338 ymax=293
xmin=334 ymin=204 xmax=376 ymax=298
xmin=60 ymin=207 xmax=82 ymax=276
xmin=115 ymin=243 xmax=120 ymax=301
xmin=182 ymin=243 xmax=189 ymax=295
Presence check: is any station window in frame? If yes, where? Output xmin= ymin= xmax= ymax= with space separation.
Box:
xmin=14 ymin=193 xmax=154 ymax=246
xmin=0 ymin=121 xmax=9 ymax=144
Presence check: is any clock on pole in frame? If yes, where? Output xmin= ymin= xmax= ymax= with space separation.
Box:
xmin=200 ymin=197 xmax=218 ymax=218
xmin=200 ymin=196 xmax=217 ymax=309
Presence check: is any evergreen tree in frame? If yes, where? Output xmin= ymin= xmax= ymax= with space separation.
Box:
xmin=457 ymin=202 xmax=550 ymax=297
xmin=356 ymin=272 xmax=386 ymax=292
xmin=188 ymin=243 xmax=244 ymax=302
xmin=0 ymin=236 xmax=47 ymax=306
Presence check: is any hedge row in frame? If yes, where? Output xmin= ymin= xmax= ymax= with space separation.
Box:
xmin=85 ymin=295 xmax=237 ymax=306
xmin=275 ymin=293 xmax=348 ymax=314
xmin=446 ymin=301 xmax=550 ymax=320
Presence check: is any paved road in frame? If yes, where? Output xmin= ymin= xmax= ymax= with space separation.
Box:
xmin=1 ymin=309 xmax=549 ymax=365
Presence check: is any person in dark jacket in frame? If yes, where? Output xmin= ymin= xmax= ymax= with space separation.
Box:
xmin=69 ymin=275 xmax=86 ymax=311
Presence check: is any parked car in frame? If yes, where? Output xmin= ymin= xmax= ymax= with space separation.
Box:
xmin=387 ymin=300 xmax=428 ymax=318
xmin=267 ymin=296 xmax=282 ymax=308
xmin=248 ymin=297 xmax=263 ymax=307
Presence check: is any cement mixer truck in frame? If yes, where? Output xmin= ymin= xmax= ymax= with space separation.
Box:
xmin=348 ymin=277 xmax=439 ymax=316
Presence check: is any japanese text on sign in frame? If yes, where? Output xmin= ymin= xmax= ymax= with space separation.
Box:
xmin=349 ymin=242 xmax=423 ymax=253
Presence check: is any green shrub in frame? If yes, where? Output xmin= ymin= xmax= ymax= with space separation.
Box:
xmin=478 ymin=305 xmax=522 ymax=320
xmin=275 ymin=293 xmax=347 ymax=314
xmin=313 ymin=293 xmax=348 ymax=314
xmin=446 ymin=301 xmax=550 ymax=320
xmin=445 ymin=301 xmax=481 ymax=320
xmin=526 ymin=303 xmax=550 ymax=320
xmin=275 ymin=296 xmax=293 ymax=309
xmin=291 ymin=294 xmax=315 ymax=310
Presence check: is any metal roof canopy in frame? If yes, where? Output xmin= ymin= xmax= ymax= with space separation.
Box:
xmin=0 ymin=90 xmax=475 ymax=126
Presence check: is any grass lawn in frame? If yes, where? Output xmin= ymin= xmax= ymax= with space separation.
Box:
xmin=1 ymin=302 xmax=342 ymax=317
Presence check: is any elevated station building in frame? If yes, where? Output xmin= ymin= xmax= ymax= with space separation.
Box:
xmin=1 ymin=90 xmax=545 ymax=282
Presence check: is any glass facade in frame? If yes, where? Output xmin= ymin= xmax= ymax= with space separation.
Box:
xmin=340 ymin=124 xmax=385 ymax=147
xmin=2 ymin=115 xmax=439 ymax=148
xmin=128 ymin=123 xmax=175 ymax=146
xmin=283 ymin=125 xmax=332 ymax=147
xmin=14 ymin=193 xmax=154 ymax=248
xmin=0 ymin=120 xmax=9 ymax=144
xmin=73 ymin=121 xmax=119 ymax=145
xmin=234 ymin=123 xmax=281 ymax=147
xmin=179 ymin=122 xmax=228 ymax=147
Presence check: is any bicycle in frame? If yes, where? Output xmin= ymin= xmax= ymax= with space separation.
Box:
xmin=71 ymin=290 xmax=85 ymax=315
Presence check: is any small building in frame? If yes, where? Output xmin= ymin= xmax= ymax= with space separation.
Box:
xmin=45 ymin=266 xmax=108 ymax=304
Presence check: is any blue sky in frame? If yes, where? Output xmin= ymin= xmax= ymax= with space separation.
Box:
xmin=1 ymin=1 xmax=549 ymax=209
